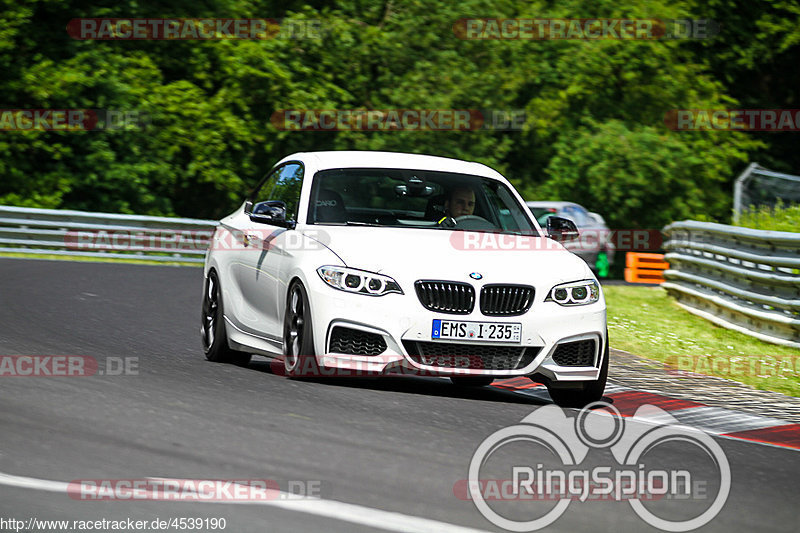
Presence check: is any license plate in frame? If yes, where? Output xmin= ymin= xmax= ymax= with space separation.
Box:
xmin=431 ymin=319 xmax=521 ymax=343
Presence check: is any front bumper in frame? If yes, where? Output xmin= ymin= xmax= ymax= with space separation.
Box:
xmin=306 ymin=276 xmax=607 ymax=381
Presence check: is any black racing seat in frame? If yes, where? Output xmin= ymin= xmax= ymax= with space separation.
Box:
xmin=313 ymin=188 xmax=347 ymax=223
xmin=424 ymin=194 xmax=446 ymax=220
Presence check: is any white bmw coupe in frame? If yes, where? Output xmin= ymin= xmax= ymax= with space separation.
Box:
xmin=201 ymin=151 xmax=608 ymax=406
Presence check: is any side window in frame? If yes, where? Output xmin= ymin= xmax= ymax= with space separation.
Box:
xmin=251 ymin=163 xmax=304 ymax=221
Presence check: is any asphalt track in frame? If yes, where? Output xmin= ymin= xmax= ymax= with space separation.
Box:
xmin=0 ymin=258 xmax=797 ymax=532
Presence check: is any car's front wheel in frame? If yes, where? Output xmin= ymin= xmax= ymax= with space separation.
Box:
xmin=546 ymin=338 xmax=609 ymax=408
xmin=201 ymin=270 xmax=251 ymax=366
xmin=283 ymin=281 xmax=319 ymax=378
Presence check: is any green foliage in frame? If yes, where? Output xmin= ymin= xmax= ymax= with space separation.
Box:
xmin=0 ymin=0 xmax=797 ymax=224
xmin=538 ymin=120 xmax=755 ymax=229
xmin=605 ymin=285 xmax=800 ymax=397
xmin=737 ymin=202 xmax=800 ymax=232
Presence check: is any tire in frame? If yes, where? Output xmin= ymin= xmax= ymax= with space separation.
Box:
xmin=546 ymin=335 xmax=609 ymax=408
xmin=201 ymin=270 xmax=252 ymax=366
xmin=450 ymin=376 xmax=494 ymax=387
xmin=283 ymin=281 xmax=319 ymax=378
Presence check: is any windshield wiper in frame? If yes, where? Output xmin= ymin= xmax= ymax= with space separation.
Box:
xmin=345 ymin=221 xmax=382 ymax=226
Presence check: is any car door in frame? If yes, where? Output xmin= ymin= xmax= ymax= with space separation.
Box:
xmin=235 ymin=163 xmax=304 ymax=343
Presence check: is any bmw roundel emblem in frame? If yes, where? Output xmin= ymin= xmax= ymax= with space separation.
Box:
xmin=469 ymin=272 xmax=483 ymax=280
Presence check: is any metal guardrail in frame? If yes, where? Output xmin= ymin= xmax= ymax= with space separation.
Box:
xmin=0 ymin=205 xmax=217 ymax=263
xmin=662 ymin=220 xmax=800 ymax=348
xmin=733 ymin=162 xmax=800 ymax=223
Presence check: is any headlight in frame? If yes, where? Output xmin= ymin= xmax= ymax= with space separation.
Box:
xmin=317 ymin=266 xmax=403 ymax=296
xmin=546 ymin=280 xmax=600 ymax=306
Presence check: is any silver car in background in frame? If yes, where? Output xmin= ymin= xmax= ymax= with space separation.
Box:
xmin=526 ymin=201 xmax=615 ymax=274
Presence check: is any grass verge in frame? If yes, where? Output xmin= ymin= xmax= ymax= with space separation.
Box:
xmin=604 ymin=285 xmax=800 ymax=397
xmin=736 ymin=202 xmax=800 ymax=232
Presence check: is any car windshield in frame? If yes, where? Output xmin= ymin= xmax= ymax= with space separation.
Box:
xmin=307 ymin=168 xmax=539 ymax=235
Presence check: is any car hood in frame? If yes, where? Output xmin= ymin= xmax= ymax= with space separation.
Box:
xmin=304 ymin=226 xmax=593 ymax=286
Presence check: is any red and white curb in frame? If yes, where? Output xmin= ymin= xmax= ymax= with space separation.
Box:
xmin=490 ymin=377 xmax=800 ymax=451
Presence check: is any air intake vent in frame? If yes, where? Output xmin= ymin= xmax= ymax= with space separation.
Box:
xmin=480 ymin=284 xmax=535 ymax=316
xmin=329 ymin=327 xmax=387 ymax=356
xmin=552 ymin=339 xmax=596 ymax=366
xmin=414 ymin=281 xmax=475 ymax=314
xmin=403 ymin=341 xmax=540 ymax=370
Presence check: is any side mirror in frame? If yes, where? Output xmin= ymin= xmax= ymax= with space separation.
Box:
xmin=546 ymin=216 xmax=580 ymax=242
xmin=249 ymin=200 xmax=295 ymax=228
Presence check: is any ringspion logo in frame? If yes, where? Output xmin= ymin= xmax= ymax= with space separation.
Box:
xmin=463 ymin=402 xmax=730 ymax=531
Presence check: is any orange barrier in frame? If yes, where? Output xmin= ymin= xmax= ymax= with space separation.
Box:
xmin=624 ymin=252 xmax=668 ymax=284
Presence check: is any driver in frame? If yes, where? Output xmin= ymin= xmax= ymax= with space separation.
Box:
xmin=444 ymin=186 xmax=476 ymax=218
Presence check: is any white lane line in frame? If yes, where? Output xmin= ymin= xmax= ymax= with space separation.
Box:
xmin=0 ymin=472 xmax=490 ymax=533
xmin=0 ymin=472 xmax=69 ymax=492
